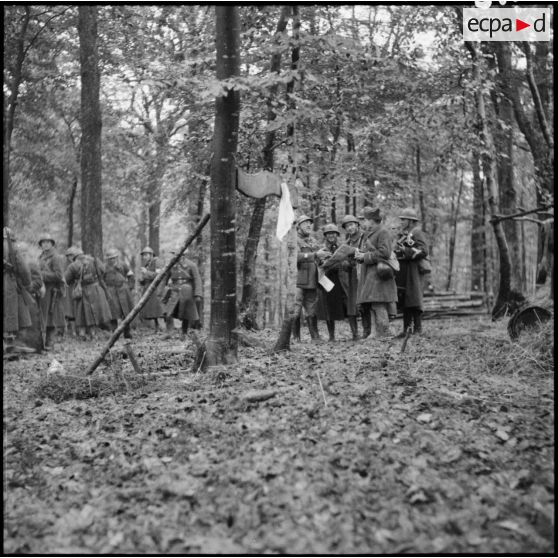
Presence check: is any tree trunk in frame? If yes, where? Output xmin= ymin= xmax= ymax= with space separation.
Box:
xmin=239 ymin=6 xmax=290 ymax=330
xmin=3 ymin=7 xmax=30 ymax=227
xmin=67 ymin=176 xmax=78 ymax=247
xmin=446 ymin=169 xmax=464 ymax=291
xmin=78 ymin=6 xmax=103 ymax=259
xmin=273 ymin=6 xmax=300 ymax=353
xmin=204 ymin=5 xmax=240 ymax=367
xmin=470 ymin=152 xmax=486 ymax=292
xmin=466 ymin=41 xmax=519 ymax=319
xmin=416 ymin=144 xmax=427 ymax=235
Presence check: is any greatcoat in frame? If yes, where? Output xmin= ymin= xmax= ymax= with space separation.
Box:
xmin=38 ymin=248 xmax=66 ymax=328
xmin=343 ymin=230 xmax=364 ymax=316
xmin=65 ymin=255 xmax=112 ymax=327
xmin=3 ymin=244 xmax=33 ymax=334
xmin=162 ymin=257 xmax=202 ymax=322
xmin=104 ymin=262 xmax=135 ymax=320
xmin=316 ymin=238 xmax=349 ymax=321
xmin=296 ymin=232 xmax=320 ymax=289
xmin=356 ymin=223 xmax=398 ymax=304
xmin=395 ymin=226 xmax=428 ymax=310
xmin=138 ymin=256 xmax=164 ymax=319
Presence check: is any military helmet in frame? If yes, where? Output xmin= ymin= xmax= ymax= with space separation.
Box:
xmin=72 ymin=247 xmax=84 ymax=258
xmin=140 ymin=246 xmax=154 ymax=255
xmin=38 ymin=233 xmax=56 ymax=246
xmin=296 ymin=215 xmax=313 ymax=228
xmin=341 ymin=214 xmax=359 ymax=228
xmin=322 ymin=223 xmax=340 ymax=235
xmin=106 ymin=249 xmax=119 ymax=259
xmin=65 ymin=246 xmax=79 ymax=257
xmin=398 ymin=207 xmax=419 ymax=221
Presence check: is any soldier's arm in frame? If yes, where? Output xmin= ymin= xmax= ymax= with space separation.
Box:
xmin=410 ymin=229 xmax=428 ymax=259
xmin=64 ymin=263 xmax=77 ymax=285
xmin=41 ymin=255 xmax=64 ymax=284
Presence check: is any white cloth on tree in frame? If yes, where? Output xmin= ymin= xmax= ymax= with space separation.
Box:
xmin=276 ymin=182 xmax=295 ymax=241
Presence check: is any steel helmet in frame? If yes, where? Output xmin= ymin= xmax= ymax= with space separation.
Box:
xmin=341 ymin=214 xmax=359 ymax=228
xmin=38 ymin=233 xmax=56 ymax=246
xmin=296 ymin=215 xmax=313 ymax=228
xmin=322 ymin=223 xmax=340 ymax=235
xmin=65 ymin=246 xmax=79 ymax=257
xmin=140 ymin=246 xmax=154 ymax=255
xmin=106 ymin=249 xmax=119 ymax=259
xmin=376 ymin=261 xmax=395 ymax=280
xmin=398 ymin=207 xmax=419 ymax=221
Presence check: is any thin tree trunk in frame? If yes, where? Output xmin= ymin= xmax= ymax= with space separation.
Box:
xmin=3 ymin=7 xmax=30 ymax=227
xmin=415 ymin=144 xmax=427 ymax=234
xmin=470 ymin=153 xmax=485 ymax=292
xmin=239 ymin=6 xmax=290 ymax=329
xmin=205 ymin=5 xmax=240 ymax=367
xmin=273 ymin=5 xmax=300 ymax=352
xmin=67 ymin=176 xmax=78 ymax=247
xmin=466 ymin=41 xmax=517 ymax=319
xmin=446 ymin=169 xmax=464 ymax=291
xmin=78 ymin=6 xmax=103 ymax=259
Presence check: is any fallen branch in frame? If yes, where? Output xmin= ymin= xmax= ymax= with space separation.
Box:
xmin=241 ymin=389 xmax=277 ymax=403
xmin=490 ymin=205 xmax=553 ymax=224
xmin=85 ymin=213 xmax=210 ymax=376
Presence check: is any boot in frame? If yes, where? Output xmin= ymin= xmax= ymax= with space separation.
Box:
xmin=412 ymin=309 xmax=422 ymax=335
xmin=395 ymin=309 xmax=413 ymax=338
xmin=361 ymin=312 xmax=372 ymax=339
xmin=348 ymin=316 xmax=359 ymax=340
xmin=292 ymin=315 xmax=301 ymax=342
xmin=306 ymin=316 xmax=320 ymax=341
xmin=326 ymin=320 xmax=335 ymax=342
xmin=123 ymin=325 xmax=132 ymax=339
xmin=181 ymin=320 xmax=189 ymax=339
xmin=110 ymin=319 xmax=118 ymax=331
xmin=45 ymin=327 xmax=55 ymax=350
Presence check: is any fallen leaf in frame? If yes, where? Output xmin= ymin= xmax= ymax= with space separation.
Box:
xmin=417 ymin=413 xmax=432 ymax=423
xmin=495 ymin=429 xmax=510 ymax=442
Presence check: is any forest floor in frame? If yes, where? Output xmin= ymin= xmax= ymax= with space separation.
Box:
xmin=3 ymin=316 xmax=554 ymax=555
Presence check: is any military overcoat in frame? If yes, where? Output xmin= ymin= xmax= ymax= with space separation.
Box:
xmin=65 ymin=255 xmax=112 ymax=327
xmin=296 ymin=232 xmax=320 ymax=289
xmin=315 ymin=239 xmax=349 ymax=321
xmin=356 ymin=224 xmax=398 ymax=304
xmin=3 ymin=247 xmax=33 ymax=334
xmin=138 ymin=257 xmax=164 ymax=319
xmin=38 ymin=248 xmax=66 ymax=328
xmin=343 ymin=231 xmax=364 ymax=316
xmin=163 ymin=257 xmax=202 ymax=321
xmin=104 ymin=262 xmax=135 ymax=320
xmin=395 ymin=226 xmax=428 ymax=309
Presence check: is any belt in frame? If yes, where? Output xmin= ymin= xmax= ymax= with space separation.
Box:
xmin=172 ymin=278 xmax=191 ymax=285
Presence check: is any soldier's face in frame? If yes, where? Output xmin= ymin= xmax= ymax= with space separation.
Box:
xmin=141 ymin=253 xmax=152 ymax=264
xmin=40 ymin=240 xmax=53 ymax=251
xmin=107 ymin=256 xmax=118 ymax=266
xmin=345 ymin=222 xmax=358 ymax=235
xmin=325 ymin=232 xmax=338 ymax=244
xmin=298 ymin=221 xmax=312 ymax=235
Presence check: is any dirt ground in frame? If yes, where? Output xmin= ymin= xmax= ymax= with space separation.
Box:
xmin=3 ymin=316 xmax=554 ymax=554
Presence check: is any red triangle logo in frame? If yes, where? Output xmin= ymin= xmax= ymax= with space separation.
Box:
xmin=516 ymin=18 xmax=530 ymax=31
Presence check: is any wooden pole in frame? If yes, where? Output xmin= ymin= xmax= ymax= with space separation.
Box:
xmin=85 ymin=213 xmax=210 ymax=376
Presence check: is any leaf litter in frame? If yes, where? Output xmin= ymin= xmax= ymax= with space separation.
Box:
xmin=2 ymin=318 xmax=554 ymax=554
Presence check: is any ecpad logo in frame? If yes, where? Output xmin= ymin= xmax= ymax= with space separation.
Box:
xmin=463 ymin=7 xmax=550 ymax=41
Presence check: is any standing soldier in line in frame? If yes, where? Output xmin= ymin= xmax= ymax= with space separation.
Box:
xmin=162 ymin=247 xmax=203 ymax=338
xmin=104 ymin=249 xmax=134 ymax=339
xmin=341 ymin=214 xmax=367 ymax=340
xmin=354 ymin=206 xmax=398 ymax=340
xmin=138 ymin=246 xmax=165 ymax=331
xmin=63 ymin=247 xmax=80 ymax=336
xmin=394 ymin=208 xmax=429 ymax=336
xmin=38 ymin=234 xmax=66 ymax=349
xmin=64 ymin=248 xmax=112 ymax=340
xmin=293 ymin=214 xmax=321 ymax=341
xmin=315 ymin=224 xmax=349 ymax=342
xmin=3 ymin=228 xmax=33 ymax=350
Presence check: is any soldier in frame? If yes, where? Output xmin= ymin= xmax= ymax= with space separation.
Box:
xmin=394 ymin=208 xmax=429 ymax=336
xmin=354 ymin=206 xmax=397 ymax=339
xmin=64 ymin=248 xmax=112 ymax=340
xmin=104 ymin=249 xmax=134 ymax=339
xmin=38 ymin=233 xmax=66 ymax=349
xmin=3 ymin=228 xmax=33 ymax=348
xmin=138 ymin=246 xmax=165 ymax=330
xmin=341 ymin=214 xmax=366 ymax=340
xmin=315 ymin=224 xmax=349 ymax=342
xmin=162 ymin=248 xmax=203 ymax=338
xmin=294 ymin=215 xmax=321 ymax=341
xmin=63 ymin=246 xmax=80 ymax=335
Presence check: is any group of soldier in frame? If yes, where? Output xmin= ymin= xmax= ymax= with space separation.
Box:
xmin=3 ymin=205 xmax=428 ymax=353
xmin=3 ymin=228 xmax=203 ymax=353
xmin=293 ymin=206 xmax=429 ymax=342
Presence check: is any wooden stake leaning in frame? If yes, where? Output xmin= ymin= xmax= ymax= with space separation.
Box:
xmin=315 ymin=368 xmax=327 ymax=407
xmin=85 ymin=213 xmax=210 ymax=376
